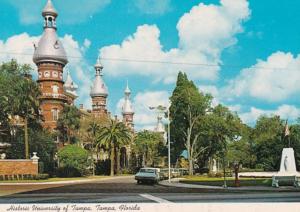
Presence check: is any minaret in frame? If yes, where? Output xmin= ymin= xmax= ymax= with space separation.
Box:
xmin=122 ymin=82 xmax=134 ymax=129
xmin=155 ymin=115 xmax=165 ymax=134
xmin=33 ymin=0 xmax=68 ymax=130
xmin=90 ymin=58 xmax=108 ymax=117
xmin=64 ymin=70 xmax=78 ymax=105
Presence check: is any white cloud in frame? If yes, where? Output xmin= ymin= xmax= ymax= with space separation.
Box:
xmin=116 ymin=90 xmax=169 ymax=130
xmin=99 ymin=0 xmax=250 ymax=84
xmin=239 ymin=105 xmax=300 ymax=124
xmin=0 ymin=33 xmax=93 ymax=109
xmin=83 ymin=39 xmax=91 ymax=49
xmin=133 ymin=0 xmax=171 ymax=15
xmin=224 ymin=51 xmax=300 ymax=102
xmin=6 ymin=0 xmax=110 ymax=25
xmin=199 ymin=85 xmax=220 ymax=107
xmin=0 ymin=33 xmax=39 ymax=67
xmin=60 ymin=35 xmax=93 ymax=108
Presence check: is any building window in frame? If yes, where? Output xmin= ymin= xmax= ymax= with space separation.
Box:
xmin=52 ymin=108 xmax=58 ymax=121
xmin=52 ymin=85 xmax=59 ymax=93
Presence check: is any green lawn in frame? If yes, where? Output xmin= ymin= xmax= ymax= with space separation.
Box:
xmin=180 ymin=176 xmax=272 ymax=187
xmin=0 ymin=175 xmax=108 ymax=183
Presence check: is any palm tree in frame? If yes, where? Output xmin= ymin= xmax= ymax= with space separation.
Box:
xmin=87 ymin=121 xmax=100 ymax=176
xmin=57 ymin=105 xmax=81 ymax=145
xmin=97 ymin=119 xmax=132 ymax=176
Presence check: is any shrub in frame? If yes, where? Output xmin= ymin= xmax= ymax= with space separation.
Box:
xmin=57 ymin=145 xmax=89 ymax=177
xmin=95 ymin=159 xmax=110 ymax=175
xmin=208 ymin=171 xmax=232 ymax=178
xmin=56 ymin=166 xmax=81 ymax=177
xmin=37 ymin=173 xmax=49 ymax=180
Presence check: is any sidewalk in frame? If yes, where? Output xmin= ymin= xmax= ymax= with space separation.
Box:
xmin=0 ymin=175 xmax=132 ymax=185
xmin=159 ymin=178 xmax=300 ymax=191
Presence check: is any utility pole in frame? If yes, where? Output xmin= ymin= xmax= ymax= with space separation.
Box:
xmin=149 ymin=105 xmax=171 ymax=183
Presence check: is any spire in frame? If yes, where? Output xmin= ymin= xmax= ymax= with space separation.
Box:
xmin=64 ymin=70 xmax=78 ymax=97
xmin=125 ymin=80 xmax=130 ymax=94
xmin=155 ymin=116 xmax=165 ymax=133
xmin=90 ymin=58 xmax=108 ymax=97
xmin=42 ymin=0 xmax=58 ymax=18
xmin=94 ymin=57 xmax=104 ymax=76
xmin=42 ymin=0 xmax=58 ymax=29
xmin=33 ymin=0 xmax=68 ymax=66
xmin=122 ymin=81 xmax=134 ymax=115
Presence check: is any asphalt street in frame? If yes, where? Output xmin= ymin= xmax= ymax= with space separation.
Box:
xmin=0 ymin=176 xmax=300 ymax=203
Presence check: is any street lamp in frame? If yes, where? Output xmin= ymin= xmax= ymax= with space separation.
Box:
xmin=149 ymin=105 xmax=171 ymax=183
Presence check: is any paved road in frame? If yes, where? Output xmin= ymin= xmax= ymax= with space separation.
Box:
xmin=0 ymin=176 xmax=299 ymax=203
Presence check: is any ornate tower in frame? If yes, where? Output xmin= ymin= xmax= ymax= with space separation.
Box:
xmin=122 ymin=82 xmax=134 ymax=130
xmin=90 ymin=58 xmax=108 ymax=117
xmin=64 ymin=70 xmax=78 ymax=105
xmin=33 ymin=0 xmax=68 ymax=130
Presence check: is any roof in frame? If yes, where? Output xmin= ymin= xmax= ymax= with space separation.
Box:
xmin=64 ymin=71 xmax=78 ymax=97
xmin=33 ymin=28 xmax=68 ymax=65
xmin=42 ymin=0 xmax=58 ymax=17
xmin=90 ymin=61 xmax=108 ymax=97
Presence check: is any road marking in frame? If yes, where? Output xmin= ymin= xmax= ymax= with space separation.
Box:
xmin=139 ymin=194 xmax=172 ymax=203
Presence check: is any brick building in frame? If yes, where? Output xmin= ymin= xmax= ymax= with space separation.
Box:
xmin=33 ymin=0 xmax=77 ymax=130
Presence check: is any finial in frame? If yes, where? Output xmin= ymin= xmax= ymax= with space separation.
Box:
xmin=42 ymin=0 xmax=58 ymax=17
xmin=95 ymin=57 xmax=103 ymax=69
xmin=125 ymin=80 xmax=131 ymax=94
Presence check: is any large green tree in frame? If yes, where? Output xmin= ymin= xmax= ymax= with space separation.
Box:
xmin=132 ymin=130 xmax=166 ymax=168
xmin=57 ymin=105 xmax=81 ymax=145
xmin=227 ymin=124 xmax=256 ymax=168
xmin=169 ymin=72 xmax=212 ymax=175
xmin=195 ymin=104 xmax=242 ymax=172
xmin=253 ymin=116 xmax=285 ymax=171
xmin=0 ymin=60 xmax=41 ymax=159
xmin=289 ymin=121 xmax=300 ymax=170
xmin=96 ymin=119 xmax=132 ymax=176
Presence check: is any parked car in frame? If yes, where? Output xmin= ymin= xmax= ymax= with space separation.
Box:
xmin=159 ymin=168 xmax=169 ymax=180
xmin=171 ymin=168 xmax=180 ymax=178
xmin=135 ymin=168 xmax=160 ymax=184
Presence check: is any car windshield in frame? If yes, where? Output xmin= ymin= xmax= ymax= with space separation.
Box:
xmin=139 ymin=169 xmax=156 ymax=173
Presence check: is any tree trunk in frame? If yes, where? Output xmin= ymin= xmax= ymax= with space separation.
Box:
xmin=24 ymin=117 xmax=29 ymax=159
xmin=67 ymin=128 xmax=71 ymax=144
xmin=110 ymin=143 xmax=115 ymax=176
xmin=187 ymin=130 xmax=193 ymax=175
xmin=188 ymin=158 xmax=193 ymax=175
xmin=116 ymin=147 xmax=120 ymax=175
xmin=142 ymin=152 xmax=146 ymax=167
xmin=92 ymin=139 xmax=95 ymax=176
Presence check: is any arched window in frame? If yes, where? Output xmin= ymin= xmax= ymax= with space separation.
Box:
xmin=52 ymin=84 xmax=59 ymax=93
xmin=48 ymin=17 xmax=53 ymax=27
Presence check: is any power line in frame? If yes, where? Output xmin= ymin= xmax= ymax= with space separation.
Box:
xmin=0 ymin=51 xmax=299 ymax=71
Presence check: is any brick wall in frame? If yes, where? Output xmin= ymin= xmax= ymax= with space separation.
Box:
xmin=0 ymin=160 xmax=38 ymax=175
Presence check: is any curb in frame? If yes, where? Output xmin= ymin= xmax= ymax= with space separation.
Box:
xmin=159 ymin=179 xmax=300 ymax=192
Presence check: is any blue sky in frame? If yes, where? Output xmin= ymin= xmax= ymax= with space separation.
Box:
xmin=0 ymin=0 xmax=299 ymax=130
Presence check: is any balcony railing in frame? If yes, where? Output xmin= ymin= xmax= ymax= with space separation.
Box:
xmin=40 ymin=93 xmax=67 ymax=101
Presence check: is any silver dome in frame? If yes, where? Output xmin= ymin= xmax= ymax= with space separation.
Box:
xmin=33 ymin=28 xmax=68 ymax=65
xmin=42 ymin=0 xmax=58 ymax=17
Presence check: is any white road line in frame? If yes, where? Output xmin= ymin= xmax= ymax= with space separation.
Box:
xmin=139 ymin=194 xmax=172 ymax=203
